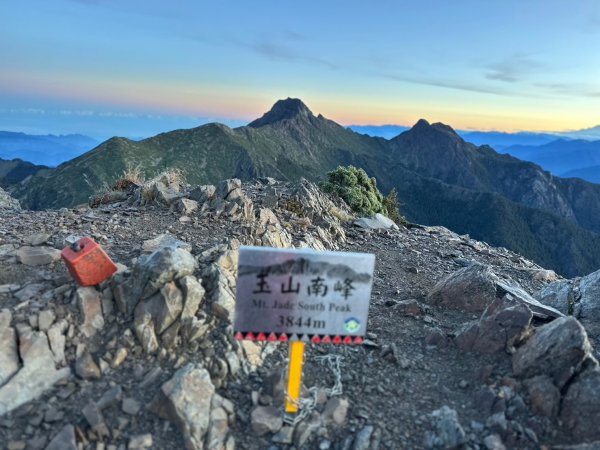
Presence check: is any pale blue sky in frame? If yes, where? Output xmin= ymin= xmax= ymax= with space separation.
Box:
xmin=1 ymin=0 xmax=599 ymax=138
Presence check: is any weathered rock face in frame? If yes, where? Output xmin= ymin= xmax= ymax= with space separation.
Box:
xmin=0 ymin=310 xmax=19 ymax=386
xmin=579 ymin=270 xmax=600 ymax=335
xmin=0 ymin=187 xmax=20 ymax=210
xmin=150 ymin=364 xmax=219 ymax=450
xmin=0 ymin=329 xmax=71 ymax=416
xmin=560 ymin=368 xmax=600 ymax=441
xmin=428 ymin=263 xmax=562 ymax=318
xmin=523 ymin=375 xmax=560 ymax=418
xmin=512 ymin=317 xmax=595 ymax=389
xmin=427 ymin=263 xmax=500 ymax=312
xmin=535 ymin=279 xmax=576 ymax=315
xmin=455 ymin=294 xmax=532 ymax=353
xmin=112 ymin=246 xmax=197 ymax=315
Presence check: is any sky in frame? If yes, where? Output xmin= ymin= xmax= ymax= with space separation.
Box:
xmin=1 ymin=0 xmax=600 ymax=140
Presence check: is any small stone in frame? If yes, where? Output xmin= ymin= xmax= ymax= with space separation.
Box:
xmin=23 ymin=233 xmax=51 ymax=246
xmin=97 ymin=385 xmax=123 ymax=410
xmin=7 ymin=442 xmax=26 ymax=450
xmin=122 ymin=398 xmax=141 ymax=415
xmin=128 ymin=434 xmax=153 ymax=450
xmin=322 ymin=397 xmax=349 ymax=427
xmin=483 ymin=434 xmax=506 ymax=450
xmin=111 ymin=347 xmax=128 ymax=369
xmin=271 ymin=426 xmax=294 ymax=444
xmin=352 ymin=425 xmax=374 ymax=450
xmin=82 ymin=402 xmax=109 ymax=437
xmin=251 ymin=406 xmax=283 ymax=436
xmin=75 ymin=352 xmax=101 ymax=380
xmin=37 ymin=310 xmax=55 ymax=331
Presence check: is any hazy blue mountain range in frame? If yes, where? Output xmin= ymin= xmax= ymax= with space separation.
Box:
xmin=9 ymin=98 xmax=600 ymax=277
xmin=557 ymin=125 xmax=600 ymax=141
xmin=458 ymin=131 xmax=560 ymax=150
xmin=562 ymin=165 xmax=600 ymax=184
xmin=348 ymin=125 xmax=409 ymax=139
xmin=0 ymin=131 xmax=99 ymax=167
xmin=504 ymin=139 xmax=600 ymax=180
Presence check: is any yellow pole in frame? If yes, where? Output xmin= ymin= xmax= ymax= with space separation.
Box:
xmin=285 ymin=341 xmax=305 ymax=413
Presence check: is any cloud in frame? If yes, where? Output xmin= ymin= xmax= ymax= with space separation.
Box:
xmin=246 ymin=41 xmax=338 ymax=69
xmin=375 ymin=72 xmax=513 ymax=96
xmin=533 ymin=82 xmax=600 ymax=98
xmin=484 ymin=54 xmax=544 ymax=84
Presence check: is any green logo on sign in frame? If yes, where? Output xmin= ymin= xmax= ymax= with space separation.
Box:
xmin=344 ymin=317 xmax=361 ymax=333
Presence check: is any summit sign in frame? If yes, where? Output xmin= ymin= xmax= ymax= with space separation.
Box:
xmin=234 ymin=246 xmax=375 ymax=340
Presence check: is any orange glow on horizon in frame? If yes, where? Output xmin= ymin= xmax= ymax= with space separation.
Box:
xmin=1 ymin=69 xmax=597 ymax=134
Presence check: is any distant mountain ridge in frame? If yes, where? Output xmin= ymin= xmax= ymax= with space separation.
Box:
xmin=504 ymin=139 xmax=600 ymax=181
xmin=0 ymin=157 xmax=50 ymax=191
xmin=0 ymin=131 xmax=98 ymax=167
xmin=13 ymin=98 xmax=600 ymax=277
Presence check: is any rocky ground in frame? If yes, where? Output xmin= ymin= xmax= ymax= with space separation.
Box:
xmin=0 ymin=177 xmax=599 ymax=450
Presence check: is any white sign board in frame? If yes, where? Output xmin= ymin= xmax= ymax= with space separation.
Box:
xmin=234 ymin=246 xmax=375 ymax=342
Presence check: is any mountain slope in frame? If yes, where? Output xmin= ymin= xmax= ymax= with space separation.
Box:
xmin=0 ymin=157 xmax=51 ymax=190
xmin=18 ymin=100 xmax=387 ymax=209
xmin=0 ymin=131 xmax=98 ymax=166
xmin=14 ymin=98 xmax=600 ymax=276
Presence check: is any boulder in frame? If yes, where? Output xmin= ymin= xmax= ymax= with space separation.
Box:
xmin=175 ymin=198 xmax=199 ymax=216
xmin=354 ymin=213 xmax=399 ymax=230
xmin=428 ymin=263 xmax=562 ymax=318
xmin=77 ymin=287 xmax=105 ymax=338
xmin=512 ymin=316 xmax=595 ymax=389
xmin=150 ymin=364 xmax=215 ymax=450
xmin=523 ymin=375 xmax=560 ymax=417
xmin=189 ymin=185 xmax=216 ymax=204
xmin=579 ymin=270 xmax=600 ymax=335
xmin=113 ymin=245 xmax=197 ymax=315
xmin=425 ymin=406 xmax=466 ymax=449
xmin=23 ymin=232 xmax=51 ymax=246
xmin=561 ymin=368 xmax=600 ymax=441
xmin=250 ymin=405 xmax=283 ymax=436
xmin=535 ymin=280 xmax=576 ymax=316
xmin=179 ymin=275 xmax=205 ymax=320
xmin=428 ymin=263 xmax=499 ymax=313
xmin=16 ymin=245 xmax=61 ymax=266
xmin=0 ymin=331 xmax=70 ymax=416
xmin=216 ymin=179 xmax=242 ymax=200
xmin=0 ymin=310 xmax=19 ymax=386
xmin=455 ymin=294 xmax=532 ymax=353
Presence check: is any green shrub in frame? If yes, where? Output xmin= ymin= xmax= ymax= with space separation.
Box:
xmin=321 ymin=166 xmax=406 ymax=223
xmin=383 ymin=188 xmax=407 ymax=225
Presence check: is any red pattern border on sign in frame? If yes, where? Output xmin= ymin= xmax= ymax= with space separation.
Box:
xmin=234 ymin=332 xmax=364 ymax=344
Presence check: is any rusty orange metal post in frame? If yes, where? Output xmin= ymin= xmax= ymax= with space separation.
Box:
xmin=61 ymin=237 xmax=117 ymax=286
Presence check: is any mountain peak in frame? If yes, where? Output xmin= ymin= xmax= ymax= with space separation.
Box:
xmin=248 ymin=98 xmax=314 ymax=127
xmin=407 ymin=119 xmax=460 ymax=139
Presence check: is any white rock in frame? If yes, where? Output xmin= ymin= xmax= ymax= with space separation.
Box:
xmin=354 ymin=213 xmax=399 ymax=230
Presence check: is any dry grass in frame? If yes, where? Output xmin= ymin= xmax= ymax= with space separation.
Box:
xmin=113 ymin=164 xmax=145 ymax=190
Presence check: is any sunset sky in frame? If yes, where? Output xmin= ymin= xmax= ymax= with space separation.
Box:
xmin=1 ymin=0 xmax=599 ymax=139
